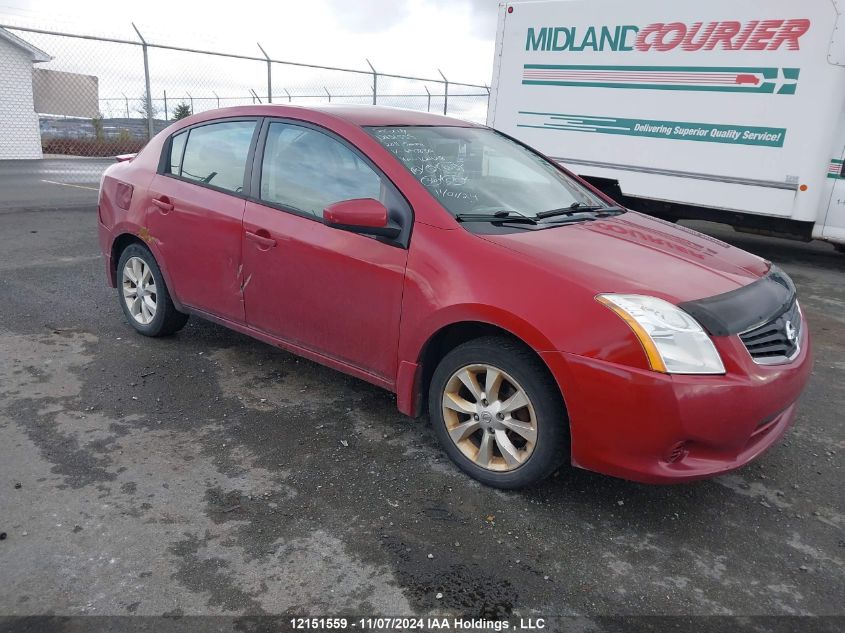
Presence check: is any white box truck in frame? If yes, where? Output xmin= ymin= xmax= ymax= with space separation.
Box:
xmin=487 ymin=0 xmax=845 ymax=250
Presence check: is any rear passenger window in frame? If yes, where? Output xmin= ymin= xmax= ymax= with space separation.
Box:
xmin=180 ymin=121 xmax=256 ymax=193
xmin=167 ymin=131 xmax=187 ymax=175
xmin=260 ymin=122 xmax=383 ymax=217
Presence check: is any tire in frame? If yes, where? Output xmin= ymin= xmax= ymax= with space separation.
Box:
xmin=116 ymin=243 xmax=189 ymax=337
xmin=834 ymin=243 xmax=845 ymax=254
xmin=428 ymin=336 xmax=569 ymax=489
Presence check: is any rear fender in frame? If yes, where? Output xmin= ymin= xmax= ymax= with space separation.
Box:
xmin=110 ymin=227 xmax=186 ymax=313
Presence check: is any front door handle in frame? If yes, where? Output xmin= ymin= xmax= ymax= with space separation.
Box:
xmin=152 ymin=197 xmax=174 ymax=213
xmin=245 ymin=230 xmax=277 ymax=250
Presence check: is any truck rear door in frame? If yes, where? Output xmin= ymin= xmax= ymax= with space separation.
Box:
xmin=822 ymin=151 xmax=845 ymax=244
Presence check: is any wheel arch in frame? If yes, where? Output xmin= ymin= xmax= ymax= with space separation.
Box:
xmin=405 ymin=318 xmax=569 ymax=425
xmin=110 ymin=233 xmax=143 ymax=284
xmin=110 ymin=232 xmax=185 ymax=312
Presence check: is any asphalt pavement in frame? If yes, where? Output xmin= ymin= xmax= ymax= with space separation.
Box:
xmin=0 ymin=158 xmax=109 ymax=211
xmin=0 ymin=161 xmax=842 ymax=631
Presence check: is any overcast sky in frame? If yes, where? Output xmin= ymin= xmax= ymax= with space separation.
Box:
xmin=0 ymin=0 xmax=500 ymax=85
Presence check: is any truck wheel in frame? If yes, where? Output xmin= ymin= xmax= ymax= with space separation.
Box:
xmin=428 ymin=336 xmax=568 ymax=489
xmin=117 ymin=243 xmax=189 ymax=337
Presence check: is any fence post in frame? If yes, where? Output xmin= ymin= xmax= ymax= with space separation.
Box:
xmin=485 ymin=85 xmax=491 ymax=119
xmin=132 ymin=23 xmax=155 ymax=139
xmin=187 ymin=92 xmax=193 ymax=113
xmin=424 ymin=86 xmax=431 ymax=112
xmin=213 ymin=91 xmax=220 ymax=108
xmin=438 ymin=69 xmax=449 ymax=115
xmin=163 ymin=90 xmax=168 ymax=121
xmin=324 ymin=87 xmax=332 ymax=103
xmin=366 ymin=59 xmax=377 ymax=105
xmin=257 ymin=43 xmax=272 ymax=103
xmin=121 ymin=92 xmax=129 ymax=119
xmin=284 ymin=89 xmax=292 ymax=103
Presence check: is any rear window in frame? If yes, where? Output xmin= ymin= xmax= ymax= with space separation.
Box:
xmin=179 ymin=121 xmax=256 ymax=193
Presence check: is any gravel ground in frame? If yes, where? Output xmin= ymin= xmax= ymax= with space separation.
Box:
xmin=0 ymin=195 xmax=842 ymax=631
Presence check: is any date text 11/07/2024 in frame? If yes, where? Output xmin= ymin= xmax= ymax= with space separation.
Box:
xmin=289 ymin=617 xmax=547 ymax=630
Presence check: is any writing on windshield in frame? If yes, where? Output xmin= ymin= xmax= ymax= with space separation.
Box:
xmin=368 ymin=126 xmax=603 ymax=218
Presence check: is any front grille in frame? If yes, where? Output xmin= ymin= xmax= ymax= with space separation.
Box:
xmin=739 ymin=301 xmax=801 ymax=364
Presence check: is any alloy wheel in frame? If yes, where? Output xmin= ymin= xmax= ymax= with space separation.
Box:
xmin=122 ymin=256 xmax=157 ymax=325
xmin=441 ymin=364 xmax=538 ymax=472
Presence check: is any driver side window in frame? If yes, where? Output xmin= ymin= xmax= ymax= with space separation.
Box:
xmin=260 ymin=122 xmax=384 ymax=218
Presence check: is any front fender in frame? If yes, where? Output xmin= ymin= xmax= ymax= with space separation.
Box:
xmin=395 ymin=303 xmax=561 ymax=417
xmin=404 ymin=302 xmax=559 ymax=362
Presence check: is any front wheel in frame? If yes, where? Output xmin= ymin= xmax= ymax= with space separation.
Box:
xmin=117 ymin=243 xmax=189 ymax=337
xmin=428 ymin=336 xmax=569 ymax=489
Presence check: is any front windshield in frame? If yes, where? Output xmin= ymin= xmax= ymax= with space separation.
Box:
xmin=367 ymin=125 xmax=607 ymax=218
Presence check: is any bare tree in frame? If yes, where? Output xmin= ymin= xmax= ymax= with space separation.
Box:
xmin=91 ymin=113 xmax=105 ymax=141
xmin=135 ymin=92 xmax=159 ymax=120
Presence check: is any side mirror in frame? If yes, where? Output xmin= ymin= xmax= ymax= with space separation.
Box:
xmin=323 ymin=198 xmax=401 ymax=238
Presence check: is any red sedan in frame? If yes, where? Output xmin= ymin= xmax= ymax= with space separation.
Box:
xmin=97 ymin=105 xmax=811 ymax=488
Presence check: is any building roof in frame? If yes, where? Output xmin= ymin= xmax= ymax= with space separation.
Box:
xmin=0 ymin=27 xmax=51 ymax=63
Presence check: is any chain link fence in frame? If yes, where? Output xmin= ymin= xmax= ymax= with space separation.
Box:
xmin=0 ymin=23 xmax=490 ymax=174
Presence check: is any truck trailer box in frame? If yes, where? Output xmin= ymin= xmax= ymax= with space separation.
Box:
xmin=487 ymin=0 xmax=845 ymax=248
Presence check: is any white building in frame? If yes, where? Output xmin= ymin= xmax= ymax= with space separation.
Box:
xmin=0 ymin=27 xmax=51 ymax=159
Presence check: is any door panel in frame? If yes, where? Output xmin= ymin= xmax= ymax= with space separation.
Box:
xmin=146 ymin=175 xmax=246 ymax=322
xmin=144 ymin=119 xmax=258 ymax=322
xmin=242 ymin=201 xmax=407 ymax=381
xmin=241 ymin=120 xmax=410 ymax=381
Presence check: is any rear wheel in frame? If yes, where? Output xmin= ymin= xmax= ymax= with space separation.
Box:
xmin=428 ymin=336 xmax=568 ymax=488
xmin=117 ymin=243 xmax=188 ymax=337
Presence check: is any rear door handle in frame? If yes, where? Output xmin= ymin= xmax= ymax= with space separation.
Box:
xmin=245 ymin=230 xmax=277 ymax=249
xmin=152 ymin=197 xmax=174 ymax=213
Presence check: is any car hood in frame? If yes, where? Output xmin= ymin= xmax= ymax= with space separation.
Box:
xmin=479 ymin=212 xmax=770 ymax=303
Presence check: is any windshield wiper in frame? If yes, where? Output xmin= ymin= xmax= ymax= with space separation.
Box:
xmin=536 ymin=203 xmax=623 ymax=220
xmin=455 ymin=211 xmax=537 ymax=225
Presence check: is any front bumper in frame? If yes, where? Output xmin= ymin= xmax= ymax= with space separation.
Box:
xmin=541 ymin=325 xmax=812 ymax=483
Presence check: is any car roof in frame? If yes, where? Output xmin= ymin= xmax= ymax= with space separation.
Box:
xmin=184 ymin=104 xmax=482 ymax=128
xmin=306 ymin=104 xmax=481 ymax=127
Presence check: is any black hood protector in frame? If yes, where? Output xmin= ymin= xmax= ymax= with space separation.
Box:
xmin=679 ymin=266 xmax=796 ymax=336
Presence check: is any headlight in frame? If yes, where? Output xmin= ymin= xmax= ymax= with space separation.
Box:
xmin=596 ymin=294 xmax=725 ymax=375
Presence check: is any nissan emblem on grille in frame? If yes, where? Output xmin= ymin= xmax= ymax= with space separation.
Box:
xmin=785 ymin=320 xmax=797 ymax=344
xmin=738 ymin=302 xmax=801 ymax=365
